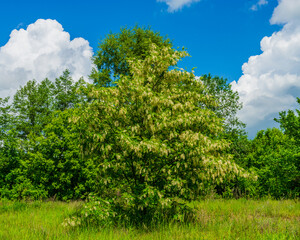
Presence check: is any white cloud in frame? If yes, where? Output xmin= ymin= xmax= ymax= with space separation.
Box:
xmin=251 ymin=0 xmax=268 ymax=11
xmin=157 ymin=0 xmax=201 ymax=12
xmin=0 ymin=19 xmax=94 ymax=99
xmin=231 ymin=0 xmax=300 ymax=137
xmin=270 ymin=0 xmax=300 ymax=24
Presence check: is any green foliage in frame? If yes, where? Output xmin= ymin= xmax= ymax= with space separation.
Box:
xmin=53 ymin=70 xmax=88 ymax=111
xmin=13 ymin=78 xmax=54 ymax=138
xmin=200 ymin=74 xmax=245 ymax=135
xmin=246 ymin=128 xmax=299 ymax=198
xmin=11 ymin=70 xmax=88 ymax=139
xmin=275 ymin=97 xmax=300 ymax=143
xmin=63 ymin=194 xmax=116 ymax=228
xmin=28 ymin=110 xmax=99 ymax=200
xmin=0 ymin=97 xmax=14 ymax=139
xmin=1 ymin=24 xmax=298 ymax=223
xmin=73 ymin=44 xmax=250 ymax=225
xmin=0 ymin=71 xmax=95 ymax=200
xmin=200 ymin=74 xmax=250 ymax=181
xmin=0 ymin=109 xmax=100 ymax=200
xmin=90 ymin=26 xmax=172 ymax=87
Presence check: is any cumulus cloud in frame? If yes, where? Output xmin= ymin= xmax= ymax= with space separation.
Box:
xmin=270 ymin=0 xmax=300 ymax=24
xmin=0 ymin=19 xmax=94 ymax=99
xmin=231 ymin=0 xmax=300 ymax=137
xmin=251 ymin=0 xmax=268 ymax=11
xmin=157 ymin=0 xmax=201 ymax=12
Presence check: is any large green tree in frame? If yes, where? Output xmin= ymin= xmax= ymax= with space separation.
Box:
xmin=73 ymin=45 xmax=249 ymax=225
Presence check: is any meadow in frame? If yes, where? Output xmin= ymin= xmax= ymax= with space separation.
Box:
xmin=0 ymin=27 xmax=299 ymax=240
xmin=1 ymin=198 xmax=299 ymax=240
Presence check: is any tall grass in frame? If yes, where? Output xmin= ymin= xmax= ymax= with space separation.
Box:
xmin=0 ymin=198 xmax=299 ymax=240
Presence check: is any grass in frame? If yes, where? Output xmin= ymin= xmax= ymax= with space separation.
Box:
xmin=0 ymin=198 xmax=299 ymax=240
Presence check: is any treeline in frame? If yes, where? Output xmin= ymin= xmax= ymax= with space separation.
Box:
xmin=0 ymin=26 xmax=299 ymax=215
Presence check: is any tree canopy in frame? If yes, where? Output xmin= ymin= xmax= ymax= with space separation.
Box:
xmin=90 ymin=26 xmax=172 ymax=87
xmin=275 ymin=97 xmax=300 ymax=143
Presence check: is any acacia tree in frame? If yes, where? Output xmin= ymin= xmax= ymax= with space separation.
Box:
xmin=73 ymin=45 xmax=250 ymax=225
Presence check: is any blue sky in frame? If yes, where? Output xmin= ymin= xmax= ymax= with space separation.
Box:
xmin=0 ymin=0 xmax=300 ymax=137
xmin=0 ymin=0 xmax=279 ymax=81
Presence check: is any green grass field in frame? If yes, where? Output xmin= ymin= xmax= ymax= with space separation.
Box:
xmin=0 ymin=198 xmax=299 ymax=240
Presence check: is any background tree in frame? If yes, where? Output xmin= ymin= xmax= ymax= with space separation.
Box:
xmin=200 ymin=74 xmax=249 ymax=171
xmin=245 ymin=128 xmax=299 ymax=198
xmin=0 ymin=71 xmax=92 ymax=200
xmin=53 ymin=70 xmax=88 ymax=111
xmin=90 ymin=26 xmax=172 ymax=87
xmin=275 ymin=97 xmax=300 ymax=143
xmin=22 ymin=109 xmax=99 ymax=200
xmin=13 ymin=79 xmax=54 ymax=138
xmin=0 ymin=97 xmax=13 ymax=140
xmin=12 ymin=70 xmax=88 ymax=139
xmin=200 ymin=74 xmax=245 ymax=135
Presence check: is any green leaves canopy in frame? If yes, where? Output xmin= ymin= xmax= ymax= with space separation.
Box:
xmin=275 ymin=97 xmax=300 ymax=143
xmin=246 ymin=128 xmax=299 ymax=198
xmin=90 ymin=26 xmax=172 ymax=87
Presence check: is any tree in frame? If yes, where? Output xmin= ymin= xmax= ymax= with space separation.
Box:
xmin=73 ymin=44 xmax=249 ymax=225
xmin=90 ymin=26 xmax=248 ymax=168
xmin=53 ymin=70 xmax=88 ymax=111
xmin=0 ymin=71 xmax=93 ymax=200
xmin=275 ymin=97 xmax=300 ymax=143
xmin=245 ymin=128 xmax=299 ymax=198
xmin=13 ymin=78 xmax=54 ymax=138
xmin=200 ymin=74 xmax=245 ymax=135
xmin=22 ymin=109 xmax=99 ymax=200
xmin=0 ymin=97 xmax=36 ymax=199
xmin=12 ymin=70 xmax=88 ymax=139
xmin=0 ymin=97 xmax=13 ymax=140
xmin=200 ymin=74 xmax=250 ymax=169
xmin=90 ymin=26 xmax=172 ymax=87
